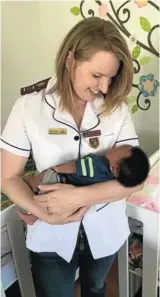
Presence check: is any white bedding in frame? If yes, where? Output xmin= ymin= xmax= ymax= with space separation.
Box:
xmin=128 ymin=149 xmax=160 ymax=212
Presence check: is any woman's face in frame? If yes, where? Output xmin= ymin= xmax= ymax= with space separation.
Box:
xmin=70 ymin=50 xmax=120 ymax=104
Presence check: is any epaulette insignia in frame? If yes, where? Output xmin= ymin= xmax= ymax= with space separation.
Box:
xmin=20 ymin=77 xmax=51 ymax=95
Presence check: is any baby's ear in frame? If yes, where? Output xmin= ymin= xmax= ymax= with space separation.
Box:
xmin=110 ymin=166 xmax=114 ymax=173
xmin=110 ymin=165 xmax=119 ymax=177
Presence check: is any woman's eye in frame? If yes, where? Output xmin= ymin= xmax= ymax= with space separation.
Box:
xmin=92 ymin=74 xmax=100 ymax=78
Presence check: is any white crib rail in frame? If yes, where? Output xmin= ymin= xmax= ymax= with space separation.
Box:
xmin=118 ymin=149 xmax=160 ymax=297
xmin=1 ymin=205 xmax=36 ymax=297
xmin=1 ymin=281 xmax=6 ymax=297
xmin=149 ymin=149 xmax=160 ymax=167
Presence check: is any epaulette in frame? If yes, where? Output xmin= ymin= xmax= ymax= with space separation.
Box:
xmin=20 ymin=77 xmax=51 ymax=95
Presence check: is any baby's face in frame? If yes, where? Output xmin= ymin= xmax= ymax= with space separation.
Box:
xmin=106 ymin=145 xmax=132 ymax=176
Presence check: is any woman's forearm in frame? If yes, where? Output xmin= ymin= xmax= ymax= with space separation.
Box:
xmin=79 ymin=180 xmax=143 ymax=206
xmin=1 ymin=176 xmax=49 ymax=219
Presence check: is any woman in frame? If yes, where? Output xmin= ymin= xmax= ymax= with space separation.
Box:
xmin=1 ymin=17 xmax=142 ymax=297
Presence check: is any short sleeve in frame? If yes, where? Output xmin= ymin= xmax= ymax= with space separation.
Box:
xmin=1 ymin=97 xmax=31 ymax=157
xmin=115 ymin=104 xmax=139 ymax=147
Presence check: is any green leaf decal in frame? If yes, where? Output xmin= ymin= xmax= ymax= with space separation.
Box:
xmin=132 ymin=105 xmax=138 ymax=114
xmin=132 ymin=46 xmax=141 ymax=59
xmin=140 ymin=17 xmax=151 ymax=32
xmin=128 ymin=96 xmax=136 ymax=104
xmin=70 ymin=6 xmax=80 ymax=16
xmin=139 ymin=56 xmax=151 ymax=65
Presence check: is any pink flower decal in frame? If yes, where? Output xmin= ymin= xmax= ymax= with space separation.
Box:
xmin=135 ymin=0 xmax=148 ymax=8
xmin=99 ymin=3 xmax=109 ymax=17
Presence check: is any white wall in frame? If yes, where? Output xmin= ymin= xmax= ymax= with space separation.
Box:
xmin=1 ymin=1 xmax=159 ymax=156
xmin=1 ymin=1 xmax=43 ymax=128
xmin=1 ymin=1 xmax=81 ymax=129
xmin=37 ymin=1 xmax=82 ymax=73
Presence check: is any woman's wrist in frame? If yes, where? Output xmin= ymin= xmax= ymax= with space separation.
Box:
xmin=76 ymin=185 xmax=97 ymax=206
xmin=77 ymin=179 xmax=141 ymax=205
xmin=84 ymin=180 xmax=123 ymax=205
xmin=77 ymin=181 xmax=119 ymax=206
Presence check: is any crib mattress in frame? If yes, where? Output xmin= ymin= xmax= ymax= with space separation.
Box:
xmin=128 ymin=152 xmax=159 ymax=213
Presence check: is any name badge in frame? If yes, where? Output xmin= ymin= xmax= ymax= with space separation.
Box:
xmin=48 ymin=128 xmax=67 ymax=135
xmin=83 ymin=130 xmax=101 ymax=138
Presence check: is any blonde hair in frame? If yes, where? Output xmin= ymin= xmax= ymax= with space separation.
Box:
xmin=51 ymin=17 xmax=133 ymax=115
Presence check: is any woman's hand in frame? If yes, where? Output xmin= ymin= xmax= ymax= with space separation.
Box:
xmin=17 ymin=183 xmax=90 ymax=225
xmin=46 ymin=205 xmax=90 ymax=225
xmin=17 ymin=211 xmax=37 ymax=225
xmin=17 ymin=205 xmax=90 ymax=225
xmin=34 ymin=183 xmax=86 ymax=216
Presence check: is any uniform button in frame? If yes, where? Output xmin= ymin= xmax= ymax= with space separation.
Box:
xmin=74 ymin=135 xmax=79 ymax=141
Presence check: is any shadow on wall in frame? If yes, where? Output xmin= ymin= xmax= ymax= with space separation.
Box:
xmin=139 ymin=131 xmax=159 ymax=157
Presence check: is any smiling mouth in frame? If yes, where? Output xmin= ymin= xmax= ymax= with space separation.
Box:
xmin=90 ymin=88 xmax=99 ymax=94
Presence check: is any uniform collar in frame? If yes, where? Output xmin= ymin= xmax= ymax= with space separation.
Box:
xmin=45 ymin=76 xmax=104 ymax=132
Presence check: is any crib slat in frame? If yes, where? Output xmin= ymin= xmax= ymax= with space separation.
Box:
xmin=118 ymin=239 xmax=129 ymax=297
xmin=1 ymin=205 xmax=36 ymax=297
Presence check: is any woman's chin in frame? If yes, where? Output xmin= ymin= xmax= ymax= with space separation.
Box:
xmin=85 ymin=93 xmax=97 ymax=102
xmin=75 ymin=93 xmax=96 ymax=103
xmin=88 ymin=97 xmax=96 ymax=102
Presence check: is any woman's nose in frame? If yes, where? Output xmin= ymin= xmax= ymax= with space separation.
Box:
xmin=99 ymin=77 xmax=111 ymax=94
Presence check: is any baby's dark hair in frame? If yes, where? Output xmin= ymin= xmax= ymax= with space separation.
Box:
xmin=116 ymin=146 xmax=150 ymax=187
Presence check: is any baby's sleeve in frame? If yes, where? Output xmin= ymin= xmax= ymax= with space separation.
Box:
xmin=75 ymin=155 xmax=113 ymax=182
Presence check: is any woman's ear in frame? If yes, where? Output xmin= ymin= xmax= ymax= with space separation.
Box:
xmin=65 ymin=51 xmax=74 ymax=70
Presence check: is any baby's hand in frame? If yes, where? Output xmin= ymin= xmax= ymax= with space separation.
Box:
xmin=17 ymin=210 xmax=38 ymax=225
xmin=54 ymin=162 xmax=76 ymax=174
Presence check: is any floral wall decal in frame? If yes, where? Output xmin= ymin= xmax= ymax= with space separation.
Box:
xmin=139 ymin=56 xmax=151 ymax=65
xmin=132 ymin=45 xmax=141 ymax=59
xmin=70 ymin=0 xmax=159 ymax=114
xmin=140 ymin=16 xmax=151 ymax=32
xmin=70 ymin=6 xmax=80 ymax=16
xmin=138 ymin=74 xmax=159 ymax=97
xmin=135 ymin=0 xmax=148 ymax=8
xmin=99 ymin=3 xmax=109 ymax=17
xmin=129 ymin=34 xmax=137 ymax=45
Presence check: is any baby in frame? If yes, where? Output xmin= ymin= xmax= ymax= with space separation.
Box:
xmin=26 ymin=144 xmax=149 ymax=190
xmin=19 ymin=145 xmax=149 ymax=221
